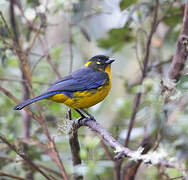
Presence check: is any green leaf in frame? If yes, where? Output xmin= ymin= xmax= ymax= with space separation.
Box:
xmin=50 ymin=45 xmax=63 ymax=61
xmin=26 ymin=0 xmax=39 ymax=7
xmin=49 ymin=102 xmax=61 ymax=113
xmin=98 ymin=26 xmax=134 ymax=52
xmin=177 ymin=74 xmax=188 ymax=90
xmin=163 ymin=7 xmax=183 ymax=27
xmin=164 ymin=28 xmax=180 ymax=45
xmin=1 ymin=54 xmax=7 ymax=67
xmin=79 ymin=149 xmax=88 ymax=159
xmin=120 ymin=0 xmax=137 ymax=10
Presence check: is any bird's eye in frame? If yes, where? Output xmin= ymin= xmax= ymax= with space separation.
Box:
xmin=96 ymin=59 xmax=101 ymax=64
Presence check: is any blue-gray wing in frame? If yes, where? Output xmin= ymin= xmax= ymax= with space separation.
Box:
xmin=47 ymin=67 xmax=109 ymax=92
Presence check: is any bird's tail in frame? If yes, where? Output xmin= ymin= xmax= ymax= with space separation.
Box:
xmin=13 ymin=92 xmax=56 ymax=110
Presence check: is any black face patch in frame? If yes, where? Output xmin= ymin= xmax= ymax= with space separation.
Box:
xmin=88 ymin=55 xmax=110 ymax=71
xmin=89 ymin=55 xmax=110 ymax=63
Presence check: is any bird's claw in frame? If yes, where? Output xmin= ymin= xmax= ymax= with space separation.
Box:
xmin=89 ymin=115 xmax=96 ymax=121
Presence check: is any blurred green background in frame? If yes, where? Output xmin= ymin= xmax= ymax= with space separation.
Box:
xmin=0 ymin=0 xmax=187 ymax=179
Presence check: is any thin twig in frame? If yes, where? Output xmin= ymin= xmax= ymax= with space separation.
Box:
xmin=0 ymin=77 xmax=50 ymax=85
xmin=27 ymin=24 xmax=43 ymax=54
xmin=67 ymin=110 xmax=82 ymax=177
xmin=0 ymin=170 xmax=26 ymax=180
xmin=0 ymin=155 xmax=62 ymax=179
xmin=37 ymin=164 xmax=62 ymax=178
xmin=0 ymin=11 xmax=11 ymax=36
xmin=73 ymin=118 xmax=179 ymax=169
xmin=30 ymin=55 xmax=46 ymax=74
xmin=38 ymin=36 xmax=62 ymax=78
xmin=0 ymin=134 xmax=52 ymax=180
xmin=124 ymin=0 xmax=159 ymax=147
xmin=0 ymin=86 xmax=68 ymax=180
xmin=67 ymin=16 xmax=82 ymax=180
xmin=6 ymin=2 xmax=67 ymax=178
xmin=123 ymin=136 xmax=153 ymax=180
xmin=100 ymin=140 xmax=121 ymax=180
xmin=0 ymin=86 xmax=183 ymax=177
xmin=68 ymin=22 xmax=73 ymax=74
xmin=100 ymin=140 xmax=114 ymax=161
xmin=148 ymin=58 xmax=172 ymax=71
xmin=170 ymin=176 xmax=184 ymax=180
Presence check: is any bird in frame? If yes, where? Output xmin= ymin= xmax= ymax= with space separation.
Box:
xmin=13 ymin=55 xmax=115 ymax=120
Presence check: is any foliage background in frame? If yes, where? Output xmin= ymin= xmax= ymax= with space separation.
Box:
xmin=0 ymin=0 xmax=187 ymax=179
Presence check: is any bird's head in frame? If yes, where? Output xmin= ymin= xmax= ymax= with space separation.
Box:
xmin=84 ymin=55 xmax=115 ymax=72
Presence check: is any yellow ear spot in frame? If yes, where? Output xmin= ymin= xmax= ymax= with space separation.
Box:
xmin=84 ymin=61 xmax=91 ymax=67
xmin=96 ymin=62 xmax=101 ymax=64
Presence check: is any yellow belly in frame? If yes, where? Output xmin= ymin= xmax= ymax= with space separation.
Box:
xmin=48 ymin=84 xmax=111 ymax=109
xmin=48 ymin=65 xmax=112 ymax=109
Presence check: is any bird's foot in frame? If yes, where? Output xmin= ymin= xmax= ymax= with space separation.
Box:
xmin=80 ymin=108 xmax=96 ymax=121
xmin=78 ymin=117 xmax=84 ymax=124
xmin=75 ymin=108 xmax=96 ymax=121
xmin=88 ymin=114 xmax=96 ymax=121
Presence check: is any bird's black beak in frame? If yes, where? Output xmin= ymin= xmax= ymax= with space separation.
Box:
xmin=105 ymin=58 xmax=115 ymax=64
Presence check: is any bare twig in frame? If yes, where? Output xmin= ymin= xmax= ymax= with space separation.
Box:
xmin=0 ymin=170 xmax=26 ymax=180
xmin=72 ymin=118 xmax=179 ymax=169
xmin=100 ymin=140 xmax=114 ymax=161
xmin=0 ymin=134 xmax=52 ymax=180
xmin=27 ymin=24 xmax=43 ymax=54
xmin=37 ymin=164 xmax=62 ymax=178
xmin=0 ymin=77 xmax=50 ymax=85
xmin=170 ymin=176 xmax=184 ymax=180
xmin=0 ymin=11 xmax=11 ymax=36
xmin=30 ymin=54 xmax=46 ymax=74
xmin=0 ymin=86 xmax=68 ymax=180
xmin=125 ymin=0 xmax=159 ymax=147
xmin=0 ymin=155 xmax=62 ymax=179
xmin=168 ymin=0 xmax=188 ymax=81
xmin=38 ymin=36 xmax=62 ymax=78
xmin=9 ymin=0 xmax=32 ymax=140
xmin=122 ymin=1 xmax=160 ymax=179
xmin=123 ymin=136 xmax=153 ymax=180
xmin=68 ymin=22 xmax=73 ymax=74
xmin=0 ymin=86 xmax=183 ymax=177
xmin=100 ymin=140 xmax=122 ymax=180
xmin=67 ymin=110 xmax=83 ymax=180
xmin=67 ymin=16 xmax=82 ymax=180
xmin=148 ymin=58 xmax=172 ymax=71
xmin=8 ymin=3 xmax=67 ymax=177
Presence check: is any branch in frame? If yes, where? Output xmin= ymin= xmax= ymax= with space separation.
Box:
xmin=68 ymin=22 xmax=73 ymax=74
xmin=67 ymin=110 xmax=83 ymax=180
xmin=0 ymin=155 xmax=62 ymax=179
xmin=72 ymin=118 xmax=178 ymax=169
xmin=0 ymin=86 xmax=68 ymax=180
xmin=0 ymin=77 xmax=50 ymax=85
xmin=38 ymin=36 xmax=62 ymax=78
xmin=9 ymin=0 xmax=32 ymax=140
xmin=0 ymin=134 xmax=52 ymax=180
xmin=168 ymin=0 xmax=188 ymax=81
xmin=0 ymin=11 xmax=11 ymax=36
xmin=0 ymin=170 xmax=26 ymax=180
xmin=67 ymin=18 xmax=82 ymax=180
xmin=6 ymin=2 xmax=67 ymax=179
xmin=125 ymin=0 xmax=159 ymax=147
xmin=0 ymin=86 xmax=182 ymax=176
xmin=123 ymin=136 xmax=154 ymax=180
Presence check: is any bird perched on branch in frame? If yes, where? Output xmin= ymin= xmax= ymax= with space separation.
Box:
xmin=13 ymin=55 xmax=115 ymax=120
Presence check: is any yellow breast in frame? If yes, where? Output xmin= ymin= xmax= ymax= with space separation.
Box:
xmin=48 ymin=65 xmax=112 ymax=109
